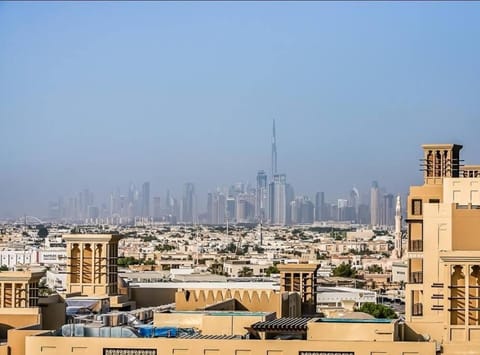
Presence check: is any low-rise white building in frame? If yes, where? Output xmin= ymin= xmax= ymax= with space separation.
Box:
xmin=316 ymin=286 xmax=377 ymax=308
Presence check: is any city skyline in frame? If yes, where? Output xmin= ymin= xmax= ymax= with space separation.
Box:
xmin=11 ymin=119 xmax=406 ymax=221
xmin=1 ymin=2 xmax=480 ymax=217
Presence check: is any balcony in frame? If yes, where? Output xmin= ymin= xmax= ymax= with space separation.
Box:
xmin=410 ymin=271 xmax=423 ymax=284
xmin=412 ymin=302 xmax=423 ymax=316
xmin=409 ymin=240 xmax=423 ymax=252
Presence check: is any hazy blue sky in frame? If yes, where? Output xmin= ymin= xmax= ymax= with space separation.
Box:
xmin=1 ymin=2 xmax=479 ymax=217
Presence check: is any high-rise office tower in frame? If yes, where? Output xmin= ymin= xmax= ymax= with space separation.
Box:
xmin=349 ymin=187 xmax=360 ymax=223
xmin=291 ymin=196 xmax=314 ymax=225
xmin=165 ymin=190 xmax=171 ymax=214
xmin=128 ymin=183 xmax=136 ymax=206
xmin=181 ymin=183 xmax=196 ymax=224
xmin=269 ymin=174 xmax=287 ymax=225
xmin=79 ymin=189 xmax=94 ymax=219
xmin=153 ymin=196 xmax=161 ymax=221
xmin=141 ymin=182 xmax=150 ymax=218
xmin=207 ymin=191 xmax=226 ymax=225
xmin=370 ymin=181 xmax=380 ymax=226
xmin=206 ymin=192 xmax=214 ymax=224
xmin=315 ymin=192 xmax=325 ymax=221
xmin=236 ymin=193 xmax=255 ymax=223
xmin=302 ymin=198 xmax=315 ymax=224
xmin=285 ymin=183 xmax=294 ymax=225
xmin=228 ymin=183 xmax=245 ymax=200
xmin=358 ymin=204 xmax=370 ymax=224
xmin=226 ymin=197 xmax=236 ymax=222
xmin=382 ymin=193 xmax=395 ymax=227
xmin=256 ymin=170 xmax=268 ymax=221
xmin=272 ymin=120 xmax=278 ymax=176
xmin=337 ymin=199 xmax=349 ymax=221
xmin=213 ymin=192 xmax=226 ymax=225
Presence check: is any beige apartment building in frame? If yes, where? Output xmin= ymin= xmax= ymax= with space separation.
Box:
xmin=405 ymin=144 xmax=480 ymax=354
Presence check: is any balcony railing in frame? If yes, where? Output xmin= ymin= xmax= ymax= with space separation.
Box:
xmin=409 ymin=239 xmax=423 ymax=252
xmin=410 ymin=271 xmax=423 ymax=284
xmin=412 ymin=303 xmax=423 ymax=316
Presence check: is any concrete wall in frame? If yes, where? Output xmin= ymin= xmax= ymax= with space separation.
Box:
xmin=175 ymin=289 xmax=287 ymax=317
xmin=307 ymin=320 xmax=398 ymax=342
xmin=7 ymin=329 xmax=45 ymax=355
xmin=130 ymin=287 xmax=176 ymax=307
xmin=0 ymin=312 xmax=40 ymax=329
xmin=452 ymin=206 xmax=480 ymax=250
xmin=24 ymin=334 xmax=437 ymax=355
xmin=41 ymin=302 xmax=66 ymax=331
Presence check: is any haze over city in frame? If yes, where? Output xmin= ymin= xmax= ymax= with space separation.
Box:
xmin=1 ymin=2 xmax=479 ymax=218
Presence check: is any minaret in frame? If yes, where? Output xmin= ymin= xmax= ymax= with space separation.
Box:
xmin=394 ymin=195 xmax=402 ymax=258
xmin=271 ymin=120 xmax=277 ymax=176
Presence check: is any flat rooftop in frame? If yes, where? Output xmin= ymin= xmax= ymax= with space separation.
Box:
xmin=166 ymin=310 xmax=272 ymax=317
xmin=315 ymin=318 xmax=393 ymax=323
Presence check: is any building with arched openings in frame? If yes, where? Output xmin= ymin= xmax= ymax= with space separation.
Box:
xmin=63 ymin=234 xmax=121 ymax=297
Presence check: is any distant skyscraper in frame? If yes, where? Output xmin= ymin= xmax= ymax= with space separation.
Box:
xmin=358 ymin=204 xmax=370 ymax=224
xmin=349 ymin=187 xmax=360 ymax=222
xmin=370 ymin=181 xmax=380 ymax=226
xmin=213 ymin=192 xmax=226 ymax=225
xmin=207 ymin=192 xmax=214 ymax=224
xmin=181 ymin=183 xmax=196 ymax=223
xmin=226 ymin=197 xmax=236 ymax=222
xmin=271 ymin=120 xmax=278 ymax=176
xmin=269 ymin=174 xmax=287 ymax=225
xmin=207 ymin=191 xmax=226 ymax=225
xmin=285 ymin=183 xmax=294 ymax=225
xmin=382 ymin=193 xmax=395 ymax=227
xmin=256 ymin=170 xmax=268 ymax=221
xmin=337 ymin=199 xmax=349 ymax=221
xmin=153 ymin=196 xmax=161 ymax=221
xmin=315 ymin=192 xmax=325 ymax=221
xmin=141 ymin=182 xmax=150 ymax=217
xmin=236 ymin=193 xmax=255 ymax=223
xmin=291 ymin=196 xmax=314 ymax=224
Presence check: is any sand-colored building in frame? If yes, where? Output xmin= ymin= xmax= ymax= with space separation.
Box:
xmin=175 ymin=288 xmax=300 ymax=318
xmin=278 ymin=263 xmax=318 ymax=314
xmin=63 ymin=233 xmax=135 ymax=311
xmin=0 ymin=270 xmax=65 ymax=331
xmin=17 ymin=316 xmax=436 ymax=355
xmin=405 ymin=144 xmax=480 ymax=354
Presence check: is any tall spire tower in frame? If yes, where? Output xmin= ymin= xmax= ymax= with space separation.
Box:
xmin=271 ymin=120 xmax=277 ymax=176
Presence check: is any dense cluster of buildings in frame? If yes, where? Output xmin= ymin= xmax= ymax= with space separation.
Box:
xmin=44 ymin=122 xmax=399 ymax=228
xmin=0 ymin=143 xmax=478 ymax=355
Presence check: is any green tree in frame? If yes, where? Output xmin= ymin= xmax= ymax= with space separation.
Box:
xmin=208 ymin=262 xmax=224 ymax=275
xmin=37 ymin=226 xmax=49 ymax=239
xmin=238 ymin=267 xmax=253 ymax=277
xmin=357 ymin=302 xmax=397 ymax=319
xmin=265 ymin=265 xmax=279 ymax=276
xmin=117 ymin=257 xmax=141 ymax=266
xmin=367 ymin=264 xmax=383 ymax=274
xmin=332 ymin=262 xmax=356 ymax=278
xmin=0 ymin=265 xmax=8 ymax=271
xmin=155 ymin=244 xmax=175 ymax=252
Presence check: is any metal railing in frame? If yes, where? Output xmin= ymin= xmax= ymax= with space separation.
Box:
xmin=409 ymin=239 xmax=423 ymax=252
xmin=410 ymin=271 xmax=423 ymax=284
